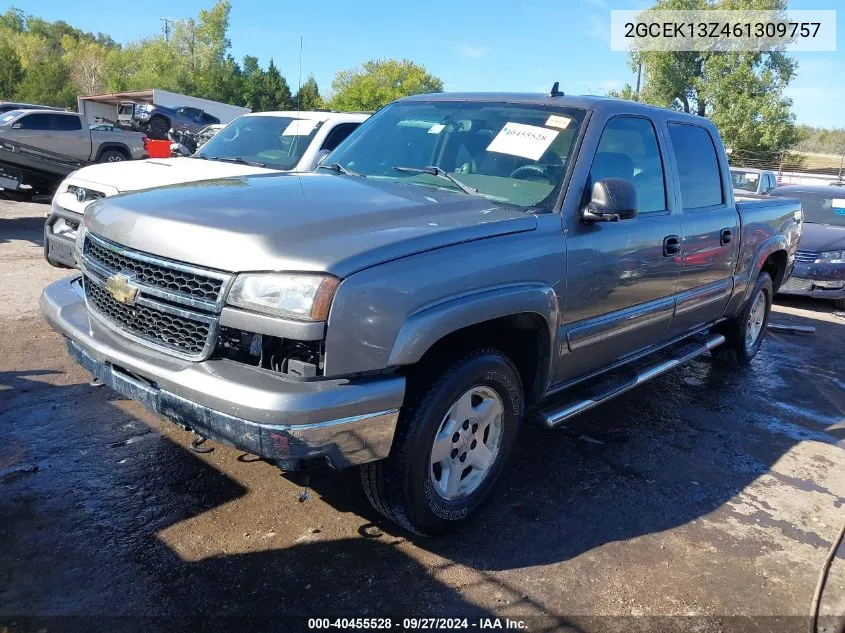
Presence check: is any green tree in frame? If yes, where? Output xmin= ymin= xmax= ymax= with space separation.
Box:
xmin=241 ymin=55 xmax=267 ymax=110
xmin=63 ymin=37 xmax=108 ymax=95
xmin=263 ymin=59 xmax=293 ymax=110
xmin=15 ymin=57 xmax=76 ymax=107
xmin=610 ymin=0 xmax=802 ymax=153
xmin=0 ymin=39 xmax=24 ymax=98
xmin=294 ymin=74 xmax=322 ymax=110
xmin=329 ymin=59 xmax=443 ymax=111
xmin=0 ymin=8 xmax=25 ymax=32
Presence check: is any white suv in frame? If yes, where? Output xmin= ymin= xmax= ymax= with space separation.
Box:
xmin=44 ymin=111 xmax=368 ymax=267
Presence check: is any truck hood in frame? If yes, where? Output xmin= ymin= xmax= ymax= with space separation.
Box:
xmin=70 ymin=157 xmax=279 ymax=193
xmin=798 ymin=222 xmax=845 ymax=252
xmin=84 ymin=172 xmax=536 ymax=277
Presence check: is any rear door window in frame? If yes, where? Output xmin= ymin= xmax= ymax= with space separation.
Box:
xmin=668 ymin=123 xmax=723 ymax=209
xmin=52 ymin=114 xmax=82 ymax=131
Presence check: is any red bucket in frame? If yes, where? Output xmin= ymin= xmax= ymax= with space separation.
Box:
xmin=146 ymin=139 xmax=172 ymax=159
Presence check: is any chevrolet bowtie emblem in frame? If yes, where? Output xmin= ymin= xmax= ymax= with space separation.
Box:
xmin=105 ymin=273 xmax=139 ymax=304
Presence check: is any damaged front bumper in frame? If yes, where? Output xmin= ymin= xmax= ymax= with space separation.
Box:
xmin=40 ymin=275 xmax=405 ymax=470
xmin=779 ymin=262 xmax=845 ymax=300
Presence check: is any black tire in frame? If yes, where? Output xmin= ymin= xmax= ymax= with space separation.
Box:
xmin=148 ymin=116 xmax=170 ymax=140
xmin=715 ymin=271 xmax=773 ymax=366
xmin=833 ymin=298 xmax=845 ymax=311
xmin=360 ymin=348 xmax=524 ymax=536
xmin=97 ymin=149 xmax=127 ymax=163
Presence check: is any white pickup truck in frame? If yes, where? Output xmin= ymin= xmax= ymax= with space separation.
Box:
xmin=44 ymin=111 xmax=369 ymax=267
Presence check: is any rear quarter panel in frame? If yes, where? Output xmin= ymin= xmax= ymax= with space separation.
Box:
xmin=725 ymin=197 xmax=802 ymax=316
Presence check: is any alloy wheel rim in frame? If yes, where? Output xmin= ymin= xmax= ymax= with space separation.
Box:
xmin=429 ymin=385 xmax=504 ymax=501
xmin=745 ymin=290 xmax=766 ymax=349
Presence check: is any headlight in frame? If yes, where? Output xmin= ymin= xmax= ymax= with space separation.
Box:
xmin=816 ymin=251 xmax=845 ymax=264
xmin=227 ymin=273 xmax=340 ymax=321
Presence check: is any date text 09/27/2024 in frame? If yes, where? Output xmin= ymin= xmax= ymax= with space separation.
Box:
xmin=307 ymin=617 xmax=528 ymax=630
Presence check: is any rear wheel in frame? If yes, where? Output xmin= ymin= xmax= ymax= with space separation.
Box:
xmin=714 ymin=271 xmax=773 ymax=366
xmin=360 ymin=348 xmax=523 ymax=536
xmin=833 ymin=298 xmax=845 ymax=311
xmin=97 ymin=149 xmax=127 ymax=163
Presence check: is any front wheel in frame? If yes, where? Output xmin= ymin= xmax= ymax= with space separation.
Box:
xmin=715 ymin=271 xmax=773 ymax=366
xmin=360 ymin=348 xmax=523 ymax=536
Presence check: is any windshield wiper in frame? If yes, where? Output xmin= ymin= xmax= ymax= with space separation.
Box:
xmin=212 ymin=156 xmax=266 ymax=168
xmin=393 ymin=165 xmax=481 ymax=196
xmin=317 ymin=162 xmax=364 ymax=177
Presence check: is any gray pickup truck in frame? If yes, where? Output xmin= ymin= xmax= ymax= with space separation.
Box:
xmin=41 ymin=92 xmax=802 ymax=535
xmin=0 ymin=109 xmax=147 ymax=162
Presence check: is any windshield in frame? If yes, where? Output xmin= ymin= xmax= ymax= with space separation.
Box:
xmin=196 ymin=115 xmax=323 ymax=170
xmin=787 ymin=192 xmax=845 ymax=227
xmin=731 ymin=170 xmax=760 ymax=192
xmin=326 ymin=100 xmax=585 ymax=209
xmin=0 ymin=110 xmax=23 ymax=125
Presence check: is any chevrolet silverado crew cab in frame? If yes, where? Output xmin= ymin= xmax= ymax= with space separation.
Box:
xmin=43 ymin=111 xmax=368 ymax=268
xmin=41 ymin=93 xmax=801 ymax=535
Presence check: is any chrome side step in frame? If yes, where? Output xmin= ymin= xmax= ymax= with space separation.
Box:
xmin=538 ymin=333 xmax=725 ymax=429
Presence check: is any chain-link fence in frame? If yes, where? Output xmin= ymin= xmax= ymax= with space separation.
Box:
xmin=728 ymin=147 xmax=845 ymax=180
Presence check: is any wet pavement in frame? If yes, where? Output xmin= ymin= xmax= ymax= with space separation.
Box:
xmin=1 ymin=200 xmax=844 ymax=632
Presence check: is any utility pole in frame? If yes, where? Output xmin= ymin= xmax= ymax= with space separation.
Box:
xmin=635 ymin=62 xmax=642 ymax=98
xmin=160 ymin=17 xmax=175 ymax=42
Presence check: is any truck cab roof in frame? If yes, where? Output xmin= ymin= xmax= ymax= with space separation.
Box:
xmin=399 ymin=92 xmax=710 ymax=124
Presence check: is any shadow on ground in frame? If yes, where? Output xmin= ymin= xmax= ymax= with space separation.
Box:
xmin=1 ymin=299 xmax=843 ymax=632
xmin=0 ymin=213 xmax=46 ymax=247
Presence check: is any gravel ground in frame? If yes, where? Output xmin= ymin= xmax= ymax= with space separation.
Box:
xmin=1 ymin=199 xmax=843 ymax=633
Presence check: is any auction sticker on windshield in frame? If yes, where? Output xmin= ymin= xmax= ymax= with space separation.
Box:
xmin=487 ymin=122 xmax=559 ymax=161
xmin=545 ymin=114 xmax=572 ymax=129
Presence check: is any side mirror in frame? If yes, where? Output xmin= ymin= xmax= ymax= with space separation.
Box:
xmin=581 ymin=178 xmax=638 ymax=223
xmin=11 ymin=122 xmax=21 ymax=129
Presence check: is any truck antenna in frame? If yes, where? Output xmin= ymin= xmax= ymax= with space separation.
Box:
xmin=297 ymin=35 xmax=303 ymax=112
xmin=549 ymin=82 xmax=564 ymax=98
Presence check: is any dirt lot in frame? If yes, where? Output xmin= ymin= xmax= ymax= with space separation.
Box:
xmin=1 ymin=199 xmax=844 ymax=633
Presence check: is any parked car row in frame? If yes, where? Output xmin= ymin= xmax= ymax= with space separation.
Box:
xmin=43 ymin=110 xmax=368 ymax=266
xmin=40 ymin=90 xmax=801 ymax=535
xmin=730 ymin=165 xmax=845 ymax=309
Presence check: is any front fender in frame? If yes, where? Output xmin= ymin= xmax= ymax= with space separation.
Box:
xmin=387 ymin=284 xmax=559 ymax=369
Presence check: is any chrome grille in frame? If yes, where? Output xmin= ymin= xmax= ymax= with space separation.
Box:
xmin=83 ymin=234 xmax=226 ymax=304
xmin=795 ymin=250 xmax=819 ymax=264
xmin=85 ymin=278 xmax=212 ymax=356
xmin=79 ymin=233 xmax=232 ymax=360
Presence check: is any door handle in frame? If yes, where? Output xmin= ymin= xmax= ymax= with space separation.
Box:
xmin=663 ymin=235 xmax=681 ymax=257
xmin=720 ymin=228 xmax=732 ymax=245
